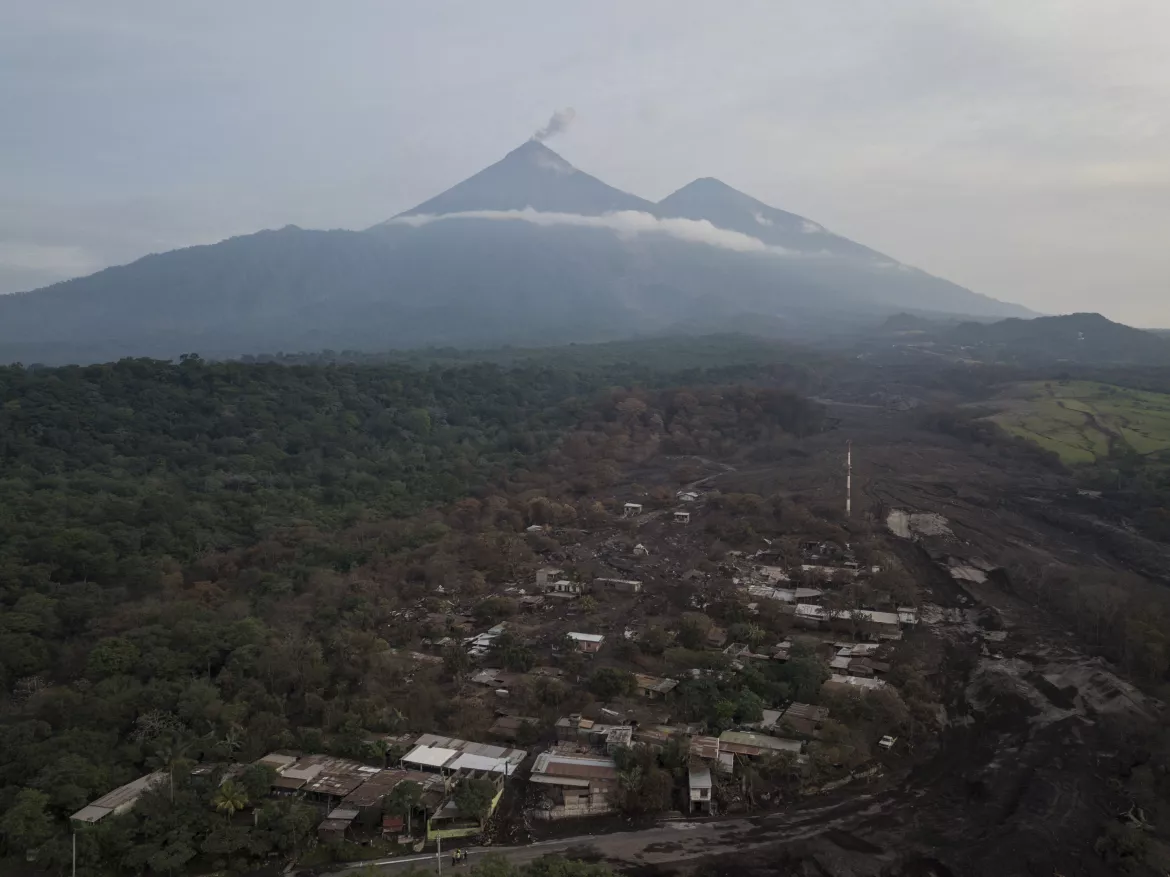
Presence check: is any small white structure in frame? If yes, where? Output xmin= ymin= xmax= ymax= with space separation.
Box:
xmin=594 ymin=577 xmax=642 ymax=594
xmin=689 ymin=765 xmax=713 ymax=814
xmin=622 ymin=502 xmax=643 ymax=518
xmin=673 ymin=510 xmax=691 ymax=525
xmin=878 ymin=735 xmax=897 ymax=751
xmin=677 ymin=490 xmax=700 ymax=503
xmin=633 ymin=543 xmax=649 ymax=556
xmin=535 ymin=567 xmax=563 ymax=589
xmin=548 ymin=579 xmax=584 ymax=595
xmin=566 ymin=632 xmax=605 ymax=653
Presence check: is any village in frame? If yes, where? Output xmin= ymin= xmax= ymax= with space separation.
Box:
xmin=68 ymin=478 xmax=948 ymax=864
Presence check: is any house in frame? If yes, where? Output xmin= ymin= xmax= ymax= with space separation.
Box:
xmin=70 ymin=772 xmax=167 ymax=824
xmin=751 ymin=565 xmax=790 ymax=584
xmin=677 ymin=490 xmax=700 ymax=503
xmin=340 ymin=769 xmax=440 ymax=828
xmin=689 ymin=765 xmax=713 ymax=814
xmin=401 ymin=736 xmax=526 ymax=777
xmin=746 ymin=584 xmax=823 ymax=603
xmin=706 ymin=626 xmax=728 ymax=649
xmin=622 ymin=502 xmax=643 ymax=518
xmin=469 ymin=668 xmax=524 ymax=690
xmin=775 ymin=703 xmax=830 ymax=739
xmin=718 ymin=730 xmax=803 ymax=759
xmin=723 ymin=642 xmax=768 ymax=662
xmin=545 ymin=579 xmax=585 ymax=596
xmin=526 ymin=525 xmax=544 ymax=534
xmin=594 ymin=577 xmax=643 ymax=594
xmin=567 ymin=632 xmax=605 ymax=653
xmin=489 ymin=715 xmax=540 ymax=742
xmin=793 ymin=604 xmax=905 ymax=638
xmin=318 ymin=807 xmax=360 ymax=842
xmin=689 ymin=735 xmax=733 ymax=774
xmin=822 ymin=674 xmax=888 ymax=695
xmin=633 ymin=543 xmax=649 ymax=556
xmin=535 ymin=567 xmax=564 ymax=589
xmin=427 ymin=772 xmax=505 ymax=841
xmin=673 ymin=510 xmax=691 ymax=524
xmin=634 ymin=674 xmax=679 ymax=700
xmin=529 ymin=749 xmax=619 ymax=820
xmin=286 ymin=756 xmax=383 ymax=805
xmin=465 ymin=623 xmax=508 ymax=657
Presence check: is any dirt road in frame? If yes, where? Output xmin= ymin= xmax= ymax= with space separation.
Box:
xmin=322 ymin=791 xmax=896 ymax=876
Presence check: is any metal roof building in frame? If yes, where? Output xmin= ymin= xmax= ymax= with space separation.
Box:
xmin=71 ymin=772 xmax=167 ymax=824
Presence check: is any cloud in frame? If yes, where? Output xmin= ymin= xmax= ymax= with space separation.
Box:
xmin=800 ymin=220 xmax=823 ymax=234
xmin=530 ymin=108 xmax=577 ymax=143
xmin=392 ymin=208 xmax=799 ymax=255
xmin=752 ymin=211 xmax=773 ymax=226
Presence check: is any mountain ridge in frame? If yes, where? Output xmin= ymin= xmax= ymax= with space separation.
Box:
xmin=0 ymin=141 xmax=1033 ymax=365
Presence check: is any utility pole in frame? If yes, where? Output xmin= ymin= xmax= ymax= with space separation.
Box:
xmin=846 ymin=440 xmax=853 ymax=518
xmin=72 ymin=831 xmax=76 ymax=877
xmin=437 ymin=835 xmax=442 ymax=877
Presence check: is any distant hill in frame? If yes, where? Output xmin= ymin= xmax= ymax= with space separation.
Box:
xmin=946 ymin=313 xmax=1170 ymax=366
xmin=0 ymin=142 xmax=1032 ymax=365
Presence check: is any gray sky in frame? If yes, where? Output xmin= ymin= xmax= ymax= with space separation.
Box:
xmin=2 ymin=1 xmax=1168 ymax=325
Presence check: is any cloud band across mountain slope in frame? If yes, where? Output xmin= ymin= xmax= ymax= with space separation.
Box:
xmin=390 ymin=207 xmax=801 ymax=256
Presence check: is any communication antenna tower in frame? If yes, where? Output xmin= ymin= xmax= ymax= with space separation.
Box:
xmin=846 ymin=440 xmax=853 ymax=518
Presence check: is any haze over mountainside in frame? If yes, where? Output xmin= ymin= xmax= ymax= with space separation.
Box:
xmin=945 ymin=313 xmax=1170 ymax=365
xmin=0 ymin=142 xmax=1032 ymax=365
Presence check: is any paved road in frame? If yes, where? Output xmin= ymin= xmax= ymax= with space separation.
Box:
xmin=322 ymin=790 xmax=895 ymax=876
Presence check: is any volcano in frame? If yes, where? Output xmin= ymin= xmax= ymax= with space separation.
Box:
xmin=0 ymin=142 xmax=1032 ymax=365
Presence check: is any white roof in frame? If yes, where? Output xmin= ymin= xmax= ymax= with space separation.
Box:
xmin=448 ymin=752 xmax=513 ymax=774
xmin=794 ymin=604 xmax=900 ymax=626
xmin=403 ymin=745 xmax=459 ymax=768
xmin=689 ymin=766 xmax=712 ymax=789
xmin=568 ymin=632 xmax=604 ymax=642
xmin=828 ymin=673 xmax=887 ymax=690
xmin=281 ymin=763 xmax=324 ymax=781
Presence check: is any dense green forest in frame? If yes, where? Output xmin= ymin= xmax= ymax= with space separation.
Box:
xmin=0 ymin=352 xmax=822 ymax=874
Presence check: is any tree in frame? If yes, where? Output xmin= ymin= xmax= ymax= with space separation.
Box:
xmin=777 ymin=644 xmax=829 ymax=702
xmin=443 ymin=644 xmax=472 ymax=679
xmin=213 ymin=780 xmax=249 ymax=820
xmin=148 ymin=735 xmax=194 ymax=803
xmin=86 ymin=636 xmax=140 ymax=679
xmin=491 ymin=633 xmax=535 ymax=673
xmin=385 ymin=780 xmax=423 ymax=835
xmin=639 ymin=625 xmax=671 ymax=656
xmin=0 ymin=789 xmax=53 ymax=855
xmin=588 ymin=668 xmax=636 ymax=701
xmin=454 ymin=777 xmax=498 ymax=824
xmin=676 ymin=613 xmax=712 ymax=650
xmin=239 ymin=763 xmax=276 ymax=800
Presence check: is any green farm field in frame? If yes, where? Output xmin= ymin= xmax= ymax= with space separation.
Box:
xmin=988 ymin=380 xmax=1170 ymax=464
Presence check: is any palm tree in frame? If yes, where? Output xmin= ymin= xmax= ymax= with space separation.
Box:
xmin=217 ymin=725 xmax=243 ymax=759
xmin=148 ymin=736 xmax=193 ymax=803
xmin=213 ymin=780 xmax=249 ymax=821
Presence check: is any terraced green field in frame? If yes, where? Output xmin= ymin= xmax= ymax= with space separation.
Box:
xmin=989 ymin=380 xmax=1170 ymax=464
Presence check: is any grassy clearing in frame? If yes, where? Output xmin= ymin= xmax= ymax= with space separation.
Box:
xmin=988 ymin=380 xmax=1170 ymax=464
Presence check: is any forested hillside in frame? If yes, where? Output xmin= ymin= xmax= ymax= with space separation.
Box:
xmin=0 ymin=354 xmax=822 ymax=873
